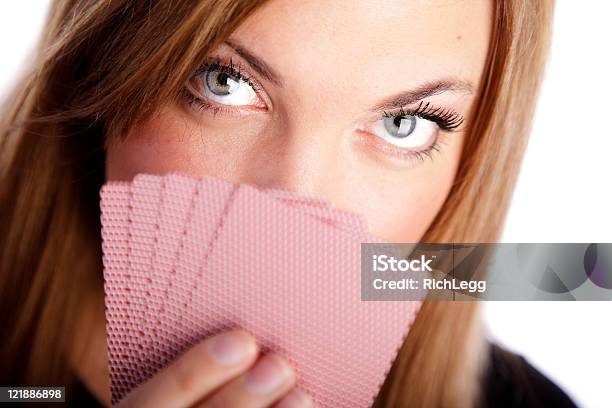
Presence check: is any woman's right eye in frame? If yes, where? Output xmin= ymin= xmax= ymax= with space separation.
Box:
xmin=185 ymin=63 xmax=267 ymax=110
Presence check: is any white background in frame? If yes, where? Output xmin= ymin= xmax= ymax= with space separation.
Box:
xmin=1 ymin=2 xmax=610 ymax=407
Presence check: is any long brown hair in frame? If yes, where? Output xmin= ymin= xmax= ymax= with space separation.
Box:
xmin=0 ymin=0 xmax=553 ymax=406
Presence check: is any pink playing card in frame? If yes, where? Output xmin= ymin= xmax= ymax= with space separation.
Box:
xmin=126 ymin=175 xmax=164 ymax=386
xmin=264 ymin=187 xmax=367 ymax=233
xmin=100 ymin=182 xmax=135 ymax=401
xmin=144 ymin=174 xmax=199 ymax=370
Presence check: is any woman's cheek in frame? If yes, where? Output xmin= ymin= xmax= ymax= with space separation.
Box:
xmin=354 ymin=154 xmax=460 ymax=242
xmin=358 ymin=191 xmax=443 ymax=242
xmin=105 ymin=105 xmax=266 ymax=182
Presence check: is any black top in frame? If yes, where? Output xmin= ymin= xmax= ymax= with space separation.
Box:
xmin=67 ymin=342 xmax=578 ymax=407
xmin=479 ymin=343 xmax=577 ymax=408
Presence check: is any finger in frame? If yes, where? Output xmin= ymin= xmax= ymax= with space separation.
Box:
xmin=118 ymin=330 xmax=259 ymax=408
xmin=197 ymin=354 xmax=296 ymax=408
xmin=274 ymin=389 xmax=313 ymax=408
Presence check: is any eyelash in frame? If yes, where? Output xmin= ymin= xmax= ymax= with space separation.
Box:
xmin=382 ymin=101 xmax=464 ymax=132
xmin=360 ymin=131 xmax=447 ymax=164
xmin=180 ymin=87 xmax=235 ymax=116
xmin=196 ymin=57 xmax=262 ymax=92
xmin=409 ymin=141 xmax=443 ymax=162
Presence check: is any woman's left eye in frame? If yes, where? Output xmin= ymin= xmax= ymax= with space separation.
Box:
xmin=186 ymin=64 xmax=265 ymax=109
xmin=370 ymin=114 xmax=438 ymax=149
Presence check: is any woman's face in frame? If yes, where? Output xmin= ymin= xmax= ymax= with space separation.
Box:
xmin=106 ymin=0 xmax=491 ymax=242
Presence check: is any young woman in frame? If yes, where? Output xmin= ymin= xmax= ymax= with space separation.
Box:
xmin=0 ymin=0 xmax=575 ymax=406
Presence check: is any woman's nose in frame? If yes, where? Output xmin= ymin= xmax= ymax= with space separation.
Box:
xmin=239 ymin=127 xmax=343 ymax=199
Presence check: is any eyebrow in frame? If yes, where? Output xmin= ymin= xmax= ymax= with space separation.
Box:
xmin=225 ymin=39 xmax=284 ymax=87
xmin=371 ymin=79 xmax=475 ymax=111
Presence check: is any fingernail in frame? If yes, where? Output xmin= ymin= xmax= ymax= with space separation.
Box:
xmin=276 ymin=389 xmax=313 ymax=408
xmin=207 ymin=331 xmax=256 ymax=365
xmin=244 ymin=354 xmax=294 ymax=394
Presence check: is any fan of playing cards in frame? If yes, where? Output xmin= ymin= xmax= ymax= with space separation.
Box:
xmin=100 ymin=173 xmax=421 ymax=406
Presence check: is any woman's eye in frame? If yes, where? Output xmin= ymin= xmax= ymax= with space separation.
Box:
xmin=187 ymin=66 xmax=264 ymax=108
xmin=371 ymin=114 xmax=438 ymax=149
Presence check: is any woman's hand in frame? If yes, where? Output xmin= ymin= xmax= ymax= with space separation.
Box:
xmin=116 ymin=330 xmax=312 ymax=408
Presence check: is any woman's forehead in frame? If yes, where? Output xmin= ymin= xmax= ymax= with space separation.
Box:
xmin=229 ymin=0 xmax=491 ymax=104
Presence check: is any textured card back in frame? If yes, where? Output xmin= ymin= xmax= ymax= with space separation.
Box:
xmin=100 ymin=182 xmax=138 ymax=401
xmin=144 ymin=174 xmax=199 ymax=369
xmin=127 ymin=175 xmax=164 ymax=384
